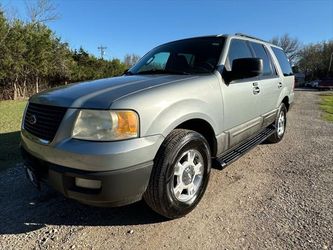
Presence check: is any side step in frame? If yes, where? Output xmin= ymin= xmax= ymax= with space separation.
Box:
xmin=214 ymin=126 xmax=276 ymax=170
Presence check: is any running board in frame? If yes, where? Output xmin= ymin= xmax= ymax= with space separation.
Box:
xmin=214 ymin=126 xmax=276 ymax=170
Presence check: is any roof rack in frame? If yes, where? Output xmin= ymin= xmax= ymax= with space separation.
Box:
xmin=234 ymin=33 xmax=268 ymax=43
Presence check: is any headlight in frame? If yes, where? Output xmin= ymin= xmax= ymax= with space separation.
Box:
xmin=72 ymin=110 xmax=139 ymax=141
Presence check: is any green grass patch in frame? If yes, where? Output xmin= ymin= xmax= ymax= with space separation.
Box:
xmin=0 ymin=100 xmax=27 ymax=170
xmin=320 ymin=92 xmax=333 ymax=122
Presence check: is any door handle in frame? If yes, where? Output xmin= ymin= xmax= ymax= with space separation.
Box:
xmin=278 ymin=82 xmax=283 ymax=88
xmin=253 ymin=82 xmax=260 ymax=94
xmin=253 ymin=86 xmax=260 ymax=95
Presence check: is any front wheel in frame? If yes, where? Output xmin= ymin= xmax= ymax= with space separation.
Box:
xmin=266 ymin=103 xmax=287 ymax=143
xmin=144 ymin=129 xmax=211 ymax=219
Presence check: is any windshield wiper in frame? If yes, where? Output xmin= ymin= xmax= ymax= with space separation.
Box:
xmin=135 ymin=69 xmax=191 ymax=75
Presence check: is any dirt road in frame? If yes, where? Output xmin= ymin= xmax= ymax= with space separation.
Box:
xmin=1 ymin=90 xmax=332 ymax=249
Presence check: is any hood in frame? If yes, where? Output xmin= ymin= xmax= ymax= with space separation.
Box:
xmin=29 ymin=75 xmax=198 ymax=109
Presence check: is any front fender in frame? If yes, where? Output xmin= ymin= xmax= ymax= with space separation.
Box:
xmin=110 ymin=74 xmax=223 ymax=138
xmin=145 ymin=98 xmax=218 ymax=137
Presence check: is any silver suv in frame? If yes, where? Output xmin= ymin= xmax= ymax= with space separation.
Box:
xmin=21 ymin=33 xmax=294 ymax=218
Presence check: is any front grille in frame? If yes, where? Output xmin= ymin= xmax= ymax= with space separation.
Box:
xmin=24 ymin=103 xmax=67 ymax=142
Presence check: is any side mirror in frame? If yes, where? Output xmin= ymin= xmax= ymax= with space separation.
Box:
xmin=228 ymin=58 xmax=263 ymax=82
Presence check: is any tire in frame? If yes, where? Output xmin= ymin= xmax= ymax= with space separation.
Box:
xmin=266 ymin=103 xmax=287 ymax=143
xmin=144 ymin=129 xmax=211 ymax=219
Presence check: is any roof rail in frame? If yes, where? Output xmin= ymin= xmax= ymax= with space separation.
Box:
xmin=234 ymin=33 xmax=268 ymax=43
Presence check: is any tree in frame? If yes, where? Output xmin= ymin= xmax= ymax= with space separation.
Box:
xmin=270 ymin=34 xmax=301 ymax=64
xmin=124 ymin=53 xmax=140 ymax=68
xmin=297 ymin=40 xmax=333 ymax=80
xmin=0 ymin=10 xmax=9 ymax=79
xmin=48 ymin=39 xmax=74 ymax=86
xmin=0 ymin=4 xmax=128 ymax=100
xmin=26 ymin=0 xmax=59 ymax=25
xmin=0 ymin=9 xmax=9 ymax=46
xmin=4 ymin=20 xmax=28 ymax=99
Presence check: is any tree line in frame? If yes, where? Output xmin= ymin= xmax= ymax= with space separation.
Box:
xmin=0 ymin=3 xmax=139 ymax=101
xmin=270 ymin=34 xmax=333 ymax=80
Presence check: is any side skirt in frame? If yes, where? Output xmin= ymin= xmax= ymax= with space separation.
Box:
xmin=213 ymin=125 xmax=276 ymax=170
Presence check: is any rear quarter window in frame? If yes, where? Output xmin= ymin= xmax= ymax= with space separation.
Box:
xmin=271 ymin=47 xmax=293 ymax=76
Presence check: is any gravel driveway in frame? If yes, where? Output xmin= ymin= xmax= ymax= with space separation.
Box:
xmin=0 ymin=89 xmax=332 ymax=249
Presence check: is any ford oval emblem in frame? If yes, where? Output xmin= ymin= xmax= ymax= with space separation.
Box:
xmin=28 ymin=114 xmax=37 ymax=125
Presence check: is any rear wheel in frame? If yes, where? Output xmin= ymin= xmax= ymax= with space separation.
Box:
xmin=266 ymin=103 xmax=287 ymax=143
xmin=144 ymin=129 xmax=211 ymax=219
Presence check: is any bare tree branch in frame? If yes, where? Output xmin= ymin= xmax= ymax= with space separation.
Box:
xmin=124 ymin=53 xmax=140 ymax=67
xmin=270 ymin=34 xmax=301 ymax=64
xmin=25 ymin=0 xmax=59 ymax=25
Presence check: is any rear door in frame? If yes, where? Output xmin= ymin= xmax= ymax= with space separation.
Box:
xmin=220 ymin=38 xmax=263 ymax=148
xmin=249 ymin=41 xmax=281 ymax=126
xmin=270 ymin=47 xmax=295 ymax=104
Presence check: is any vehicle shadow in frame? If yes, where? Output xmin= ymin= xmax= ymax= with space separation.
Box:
xmin=0 ymin=131 xmax=22 ymax=171
xmin=0 ymin=165 xmax=166 ymax=235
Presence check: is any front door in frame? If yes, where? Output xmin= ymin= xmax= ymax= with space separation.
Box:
xmin=219 ymin=38 xmax=263 ymax=148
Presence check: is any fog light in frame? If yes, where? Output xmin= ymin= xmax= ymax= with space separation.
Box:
xmin=75 ymin=178 xmax=101 ymax=189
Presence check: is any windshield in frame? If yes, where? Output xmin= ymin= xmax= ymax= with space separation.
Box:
xmin=128 ymin=37 xmax=225 ymax=75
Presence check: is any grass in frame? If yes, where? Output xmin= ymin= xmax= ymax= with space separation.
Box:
xmin=0 ymin=100 xmax=27 ymax=170
xmin=320 ymin=92 xmax=333 ymax=122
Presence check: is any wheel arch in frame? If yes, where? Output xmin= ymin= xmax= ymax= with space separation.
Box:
xmin=277 ymin=86 xmax=290 ymax=112
xmin=282 ymin=96 xmax=290 ymax=111
xmin=175 ymin=118 xmax=217 ymax=157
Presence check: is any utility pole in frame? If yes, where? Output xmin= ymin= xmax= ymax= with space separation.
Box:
xmin=97 ymin=45 xmax=107 ymax=59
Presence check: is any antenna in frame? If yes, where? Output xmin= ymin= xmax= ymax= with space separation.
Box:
xmin=97 ymin=45 xmax=107 ymax=59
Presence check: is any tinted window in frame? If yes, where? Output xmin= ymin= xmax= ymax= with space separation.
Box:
xmin=271 ymin=47 xmax=293 ymax=76
xmin=226 ymin=39 xmax=253 ymax=70
xmin=178 ymin=53 xmax=195 ymax=66
xmin=129 ymin=37 xmax=225 ymax=75
xmin=250 ymin=42 xmax=274 ymax=76
xmin=139 ymin=52 xmax=170 ymax=72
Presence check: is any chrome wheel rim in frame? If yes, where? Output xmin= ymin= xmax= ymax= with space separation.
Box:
xmin=277 ymin=111 xmax=285 ymax=137
xmin=172 ymin=149 xmax=204 ymax=203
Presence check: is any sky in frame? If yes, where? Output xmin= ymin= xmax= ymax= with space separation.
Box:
xmin=1 ymin=0 xmax=333 ymax=61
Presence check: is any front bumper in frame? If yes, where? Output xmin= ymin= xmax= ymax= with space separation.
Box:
xmin=21 ymin=129 xmax=164 ymax=172
xmin=21 ymin=130 xmax=164 ymax=206
xmin=21 ymin=147 xmax=153 ymax=206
